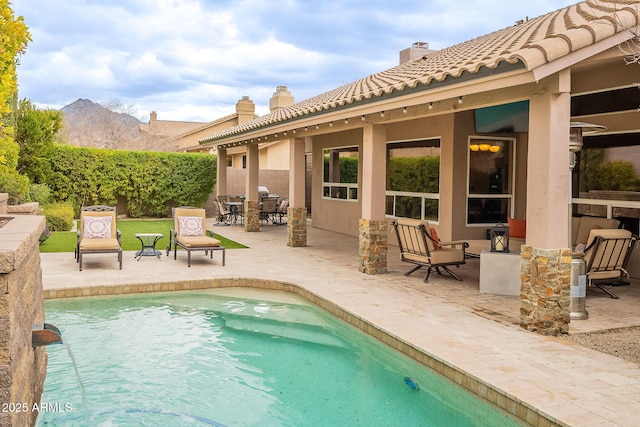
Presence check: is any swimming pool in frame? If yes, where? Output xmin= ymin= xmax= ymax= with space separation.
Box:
xmin=38 ymin=289 xmax=522 ymax=426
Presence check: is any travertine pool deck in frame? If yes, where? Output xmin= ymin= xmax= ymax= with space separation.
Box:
xmin=40 ymin=221 xmax=640 ymax=426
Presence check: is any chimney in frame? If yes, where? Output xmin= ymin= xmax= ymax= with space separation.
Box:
xmin=149 ymin=111 xmax=157 ymax=122
xmin=269 ymin=86 xmax=294 ymax=112
xmin=399 ymin=42 xmax=434 ymax=64
xmin=236 ymin=96 xmax=256 ymax=124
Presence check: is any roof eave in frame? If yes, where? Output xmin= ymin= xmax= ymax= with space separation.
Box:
xmin=531 ymin=27 xmax=638 ymax=82
xmin=199 ymin=60 xmax=526 ymax=147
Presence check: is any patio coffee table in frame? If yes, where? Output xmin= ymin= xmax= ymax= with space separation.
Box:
xmin=134 ymin=233 xmax=163 ymax=261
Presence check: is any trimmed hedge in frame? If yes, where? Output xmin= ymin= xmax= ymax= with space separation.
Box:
xmin=42 ymin=202 xmax=75 ymax=231
xmin=43 ymin=145 xmax=217 ymax=217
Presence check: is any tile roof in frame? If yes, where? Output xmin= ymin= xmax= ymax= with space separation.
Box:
xmin=202 ymin=0 xmax=640 ymax=143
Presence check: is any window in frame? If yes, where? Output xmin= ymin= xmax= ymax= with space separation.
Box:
xmin=575 ymin=138 xmax=640 ymax=233
xmin=385 ymin=139 xmax=440 ymax=222
xmin=322 ymin=146 xmax=359 ymax=201
xmin=467 ymin=137 xmax=514 ymax=224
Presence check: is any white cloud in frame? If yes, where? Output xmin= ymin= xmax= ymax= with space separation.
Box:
xmin=14 ymin=0 xmax=579 ymax=122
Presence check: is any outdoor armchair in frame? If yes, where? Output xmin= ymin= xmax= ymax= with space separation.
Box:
xmin=167 ymin=207 xmax=225 ymax=267
xmin=580 ymin=228 xmax=637 ymax=299
xmin=260 ymin=197 xmax=278 ymax=225
xmin=391 ymin=218 xmax=468 ymax=282
xmin=77 ymin=206 xmax=122 ymax=271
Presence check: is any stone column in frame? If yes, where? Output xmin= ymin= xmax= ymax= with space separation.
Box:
xmin=520 ymin=246 xmax=572 ymax=335
xmin=244 ymin=143 xmax=259 ymax=232
xmin=244 ymin=200 xmax=260 ymax=232
xmin=359 ymin=124 xmax=388 ymax=275
xmin=288 ymin=137 xmax=307 ymax=247
xmin=520 ymin=71 xmax=572 ymax=335
xmin=287 ymin=207 xmax=307 ymax=247
xmin=359 ymin=219 xmax=388 ymax=274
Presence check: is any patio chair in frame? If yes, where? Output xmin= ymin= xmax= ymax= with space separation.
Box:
xmin=75 ymin=205 xmax=122 ymax=259
xmin=391 ymin=218 xmax=468 ymax=282
xmin=581 ymin=228 xmax=637 ymax=299
xmin=228 ymin=195 xmax=244 ymax=225
xmin=213 ymin=195 xmax=233 ymax=225
xmin=260 ymin=197 xmax=278 ymax=225
xmin=77 ymin=207 xmax=122 ymax=271
xmin=274 ymin=198 xmax=289 ymax=225
xmin=167 ymin=207 xmax=225 ymax=267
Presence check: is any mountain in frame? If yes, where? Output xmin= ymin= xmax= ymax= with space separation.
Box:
xmin=61 ymin=98 xmax=143 ymax=149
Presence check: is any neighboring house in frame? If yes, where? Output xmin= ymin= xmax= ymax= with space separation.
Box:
xmin=199 ymin=0 xmax=640 ymax=325
xmin=178 ymin=96 xmax=258 ymax=153
xmin=139 ymin=111 xmax=207 ymax=151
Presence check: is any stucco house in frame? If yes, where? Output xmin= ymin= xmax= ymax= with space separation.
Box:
xmin=200 ymin=1 xmax=640 ymax=333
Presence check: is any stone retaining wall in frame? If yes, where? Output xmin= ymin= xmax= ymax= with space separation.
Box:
xmin=0 ymin=194 xmax=7 ymax=215
xmin=0 ymin=215 xmax=47 ymax=427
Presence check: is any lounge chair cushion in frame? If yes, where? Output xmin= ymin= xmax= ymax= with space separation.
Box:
xmin=83 ymin=216 xmax=113 ymax=238
xmin=429 ymin=227 xmax=442 ymax=250
xmin=574 ymin=216 xmax=620 ymax=245
xmin=79 ymin=237 xmax=121 ymax=251
xmin=176 ymin=235 xmax=221 ymax=248
xmin=178 ymin=216 xmax=204 ymax=236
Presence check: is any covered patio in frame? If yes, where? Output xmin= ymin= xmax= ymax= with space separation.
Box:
xmin=200 ymin=1 xmax=640 ymax=336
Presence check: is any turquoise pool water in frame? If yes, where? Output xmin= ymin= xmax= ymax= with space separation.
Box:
xmin=39 ymin=289 xmax=522 ymax=426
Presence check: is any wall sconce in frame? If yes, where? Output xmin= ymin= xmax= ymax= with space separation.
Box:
xmin=283 ymin=131 xmax=287 ymax=136
xmin=458 ymin=96 xmax=463 ymax=104
xmin=315 ymin=125 xmax=319 ymax=129
xmin=428 ymin=102 xmax=433 ymax=110
xmin=274 ymin=133 xmax=278 ymax=137
xmin=361 ymin=115 xmax=365 ymax=121
xmin=329 ymin=121 xmax=333 ymax=127
xmin=403 ymin=107 xmax=407 ymax=114
xmin=490 ymin=223 xmax=509 ymax=253
xmin=304 ymin=126 xmax=308 ymax=131
xmin=293 ymin=129 xmax=296 ymax=134
xmin=380 ymin=111 xmax=385 ymax=118
xmin=344 ymin=118 xmax=349 ymax=124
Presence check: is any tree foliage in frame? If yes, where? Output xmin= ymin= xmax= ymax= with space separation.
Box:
xmin=16 ymin=99 xmax=63 ymax=183
xmin=0 ymin=1 xmax=30 ymax=203
xmin=40 ymin=145 xmax=217 ymax=217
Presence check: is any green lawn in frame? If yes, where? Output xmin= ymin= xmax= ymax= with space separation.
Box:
xmin=39 ymin=219 xmax=248 ymax=253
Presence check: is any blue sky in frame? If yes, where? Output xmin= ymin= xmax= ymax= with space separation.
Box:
xmin=14 ymin=0 xmax=578 ymax=122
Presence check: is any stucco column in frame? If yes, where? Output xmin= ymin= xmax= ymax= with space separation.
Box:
xmin=359 ymin=123 xmax=387 ymax=275
xmin=216 ymin=147 xmax=227 ymax=196
xmin=288 ymin=137 xmax=307 ymax=247
xmin=520 ymin=70 xmax=572 ymax=335
xmin=244 ymin=143 xmax=260 ymax=232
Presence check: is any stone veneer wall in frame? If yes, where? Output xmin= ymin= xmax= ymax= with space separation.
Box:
xmin=6 ymin=202 xmax=39 ymax=216
xmin=519 ymin=245 xmax=572 ymax=336
xmin=0 ymin=214 xmax=47 ymax=427
xmin=358 ymin=219 xmax=388 ymax=275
